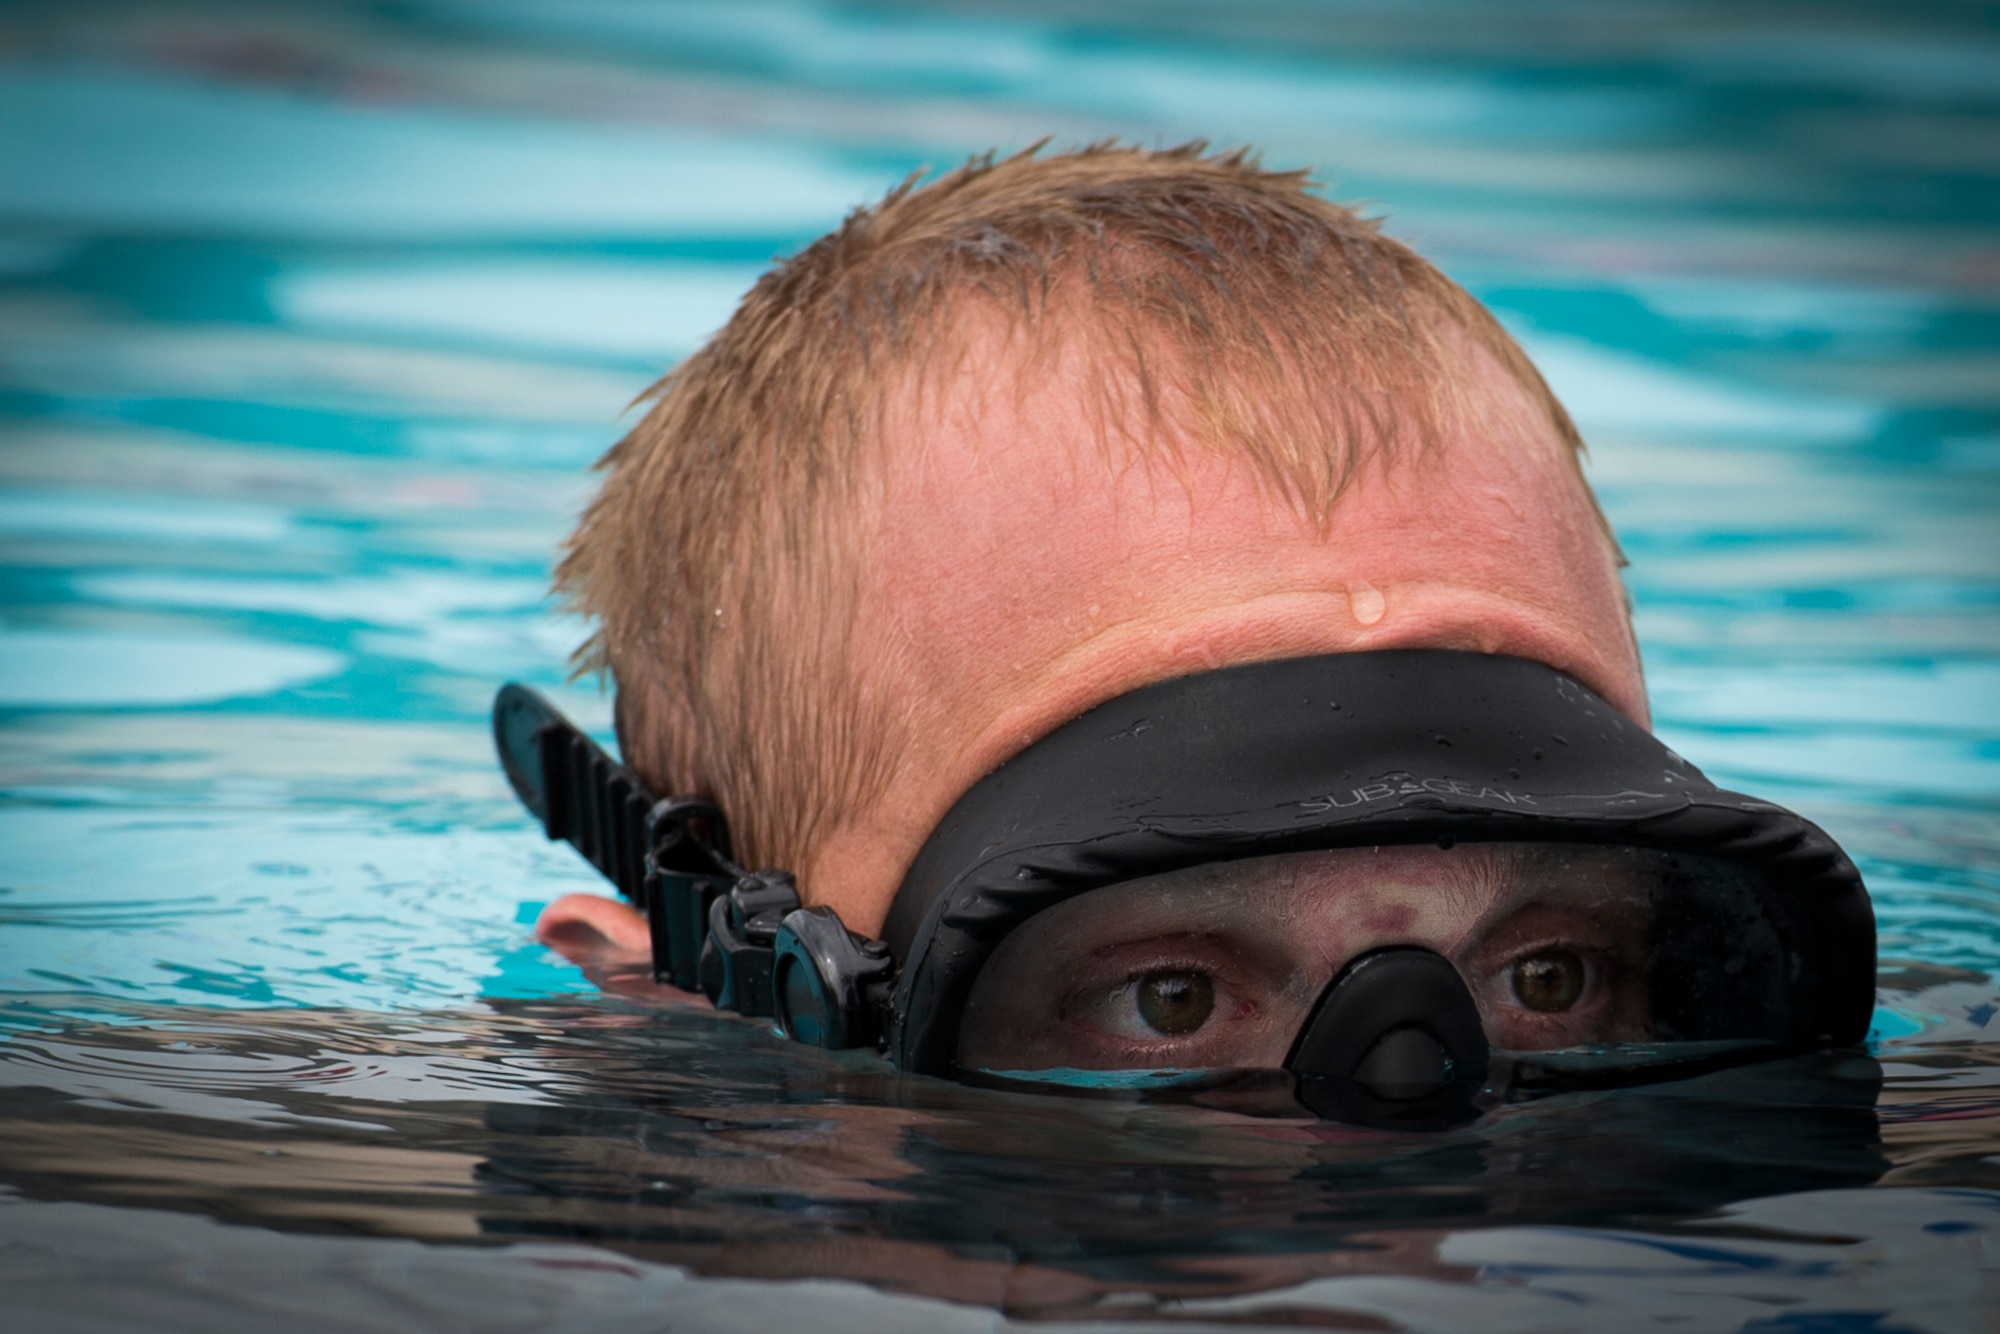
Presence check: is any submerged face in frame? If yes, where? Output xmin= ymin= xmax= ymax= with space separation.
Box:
xmin=959 ymin=843 xmax=1794 ymax=1077
xmin=519 ymin=284 xmax=1873 ymax=1119
xmin=535 ymin=307 xmax=1645 ymax=990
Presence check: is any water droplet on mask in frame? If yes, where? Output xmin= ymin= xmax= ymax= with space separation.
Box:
xmin=1350 ymin=583 xmax=1386 ymax=626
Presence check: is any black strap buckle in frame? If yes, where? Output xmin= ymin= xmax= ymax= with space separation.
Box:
xmin=492 ymin=683 xmax=894 ymax=1043
xmin=493 ymin=683 xmax=745 ymax=990
xmin=698 ymin=869 xmax=801 ymax=1016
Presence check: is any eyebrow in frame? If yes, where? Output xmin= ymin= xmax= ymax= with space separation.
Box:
xmin=1433 ymin=845 xmax=1514 ymax=916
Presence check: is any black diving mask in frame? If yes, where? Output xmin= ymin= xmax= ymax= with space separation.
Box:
xmin=493 ymin=650 xmax=1875 ymax=1130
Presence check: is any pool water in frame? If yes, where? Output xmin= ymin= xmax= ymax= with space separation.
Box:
xmin=3 ymin=1 xmax=1998 ymax=1328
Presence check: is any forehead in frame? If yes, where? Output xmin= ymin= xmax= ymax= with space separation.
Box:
xmin=856 ymin=317 xmax=1634 ymax=713
xmin=1075 ymin=842 xmax=1668 ymax=909
xmin=793 ymin=311 xmax=1643 ymax=934
xmin=998 ymin=842 xmax=1667 ymax=947
xmin=869 ymin=305 xmax=1589 ymax=539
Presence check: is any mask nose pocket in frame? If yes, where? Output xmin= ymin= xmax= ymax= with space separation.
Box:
xmin=1286 ymin=947 xmax=1490 ymax=1130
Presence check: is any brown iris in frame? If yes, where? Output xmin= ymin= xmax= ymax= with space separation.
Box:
xmin=1135 ymin=970 xmax=1215 ymax=1035
xmin=1510 ymin=950 xmax=1587 ymax=1012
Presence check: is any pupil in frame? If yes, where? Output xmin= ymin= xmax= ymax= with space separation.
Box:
xmin=1135 ymin=970 xmax=1215 ymax=1036
xmin=1512 ymin=950 xmax=1586 ymax=1012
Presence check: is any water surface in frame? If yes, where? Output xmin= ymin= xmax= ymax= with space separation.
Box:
xmin=2 ymin=1 xmax=1997 ymax=1328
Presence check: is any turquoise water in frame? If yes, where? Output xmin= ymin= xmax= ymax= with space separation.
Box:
xmin=3 ymin=1 xmax=1998 ymax=1328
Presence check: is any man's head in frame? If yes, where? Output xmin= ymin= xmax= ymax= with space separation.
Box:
xmin=548 ymin=142 xmax=1642 ymax=950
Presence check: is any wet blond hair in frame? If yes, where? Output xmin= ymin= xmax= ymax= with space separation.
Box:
xmin=558 ymin=142 xmax=1593 ymax=876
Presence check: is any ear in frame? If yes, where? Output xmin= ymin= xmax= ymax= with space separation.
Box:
xmin=535 ymin=894 xmax=705 ymax=1003
xmin=536 ymin=893 xmax=652 ymax=963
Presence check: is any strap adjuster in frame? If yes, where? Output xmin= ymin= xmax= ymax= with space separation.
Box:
xmin=493 ymin=683 xmax=744 ymax=989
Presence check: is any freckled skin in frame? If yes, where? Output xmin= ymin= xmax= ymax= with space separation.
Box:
xmin=537 ymin=323 xmax=1644 ymax=972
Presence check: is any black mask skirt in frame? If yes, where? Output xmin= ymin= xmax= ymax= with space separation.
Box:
xmin=493 ymin=650 xmax=1875 ymax=1130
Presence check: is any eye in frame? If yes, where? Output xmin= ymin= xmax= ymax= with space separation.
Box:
xmin=1509 ymin=949 xmax=1587 ymax=1013
xmin=1133 ymin=970 xmax=1215 ymax=1035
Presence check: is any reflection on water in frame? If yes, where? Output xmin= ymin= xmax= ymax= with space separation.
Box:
xmin=2 ymin=0 xmax=1998 ymax=1327
xmin=2 ymin=990 xmax=1996 ymax=1327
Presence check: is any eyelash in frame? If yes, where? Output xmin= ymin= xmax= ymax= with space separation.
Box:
xmin=1115 ymin=956 xmax=1214 ymax=987
xmin=1058 ymin=957 xmax=1238 ymax=1037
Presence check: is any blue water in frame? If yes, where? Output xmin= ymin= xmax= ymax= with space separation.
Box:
xmin=2 ymin=2 xmax=1998 ymax=1328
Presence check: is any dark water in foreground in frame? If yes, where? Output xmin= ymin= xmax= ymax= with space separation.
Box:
xmin=3 ymin=0 xmax=1999 ymax=1327
xmin=4 ymin=984 xmax=2000 ymax=1329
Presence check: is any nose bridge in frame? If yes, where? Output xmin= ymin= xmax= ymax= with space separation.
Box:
xmin=1286 ymin=946 xmax=1491 ymax=1130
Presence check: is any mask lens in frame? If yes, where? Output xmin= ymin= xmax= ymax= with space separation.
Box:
xmin=956 ymin=842 xmax=1805 ymax=1084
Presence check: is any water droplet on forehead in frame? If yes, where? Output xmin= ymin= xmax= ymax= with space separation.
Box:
xmin=1349 ymin=582 xmax=1386 ymax=626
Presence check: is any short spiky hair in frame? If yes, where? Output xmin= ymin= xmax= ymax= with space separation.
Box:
xmin=558 ymin=142 xmax=1592 ymax=878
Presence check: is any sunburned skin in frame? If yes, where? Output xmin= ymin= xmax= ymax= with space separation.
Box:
xmin=534 ymin=316 xmax=1646 ymax=978
xmin=794 ymin=327 xmax=1644 ymax=937
xmin=957 ymin=844 xmax=1661 ymax=1074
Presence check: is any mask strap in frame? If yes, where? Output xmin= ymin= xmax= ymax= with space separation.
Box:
xmin=492 ymin=684 xmax=894 ymax=1042
xmin=494 ymin=683 xmax=742 ymax=990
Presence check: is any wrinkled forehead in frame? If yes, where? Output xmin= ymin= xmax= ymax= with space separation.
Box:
xmin=1031 ymin=842 xmax=1682 ymax=928
xmin=855 ymin=311 xmax=1639 ymax=716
